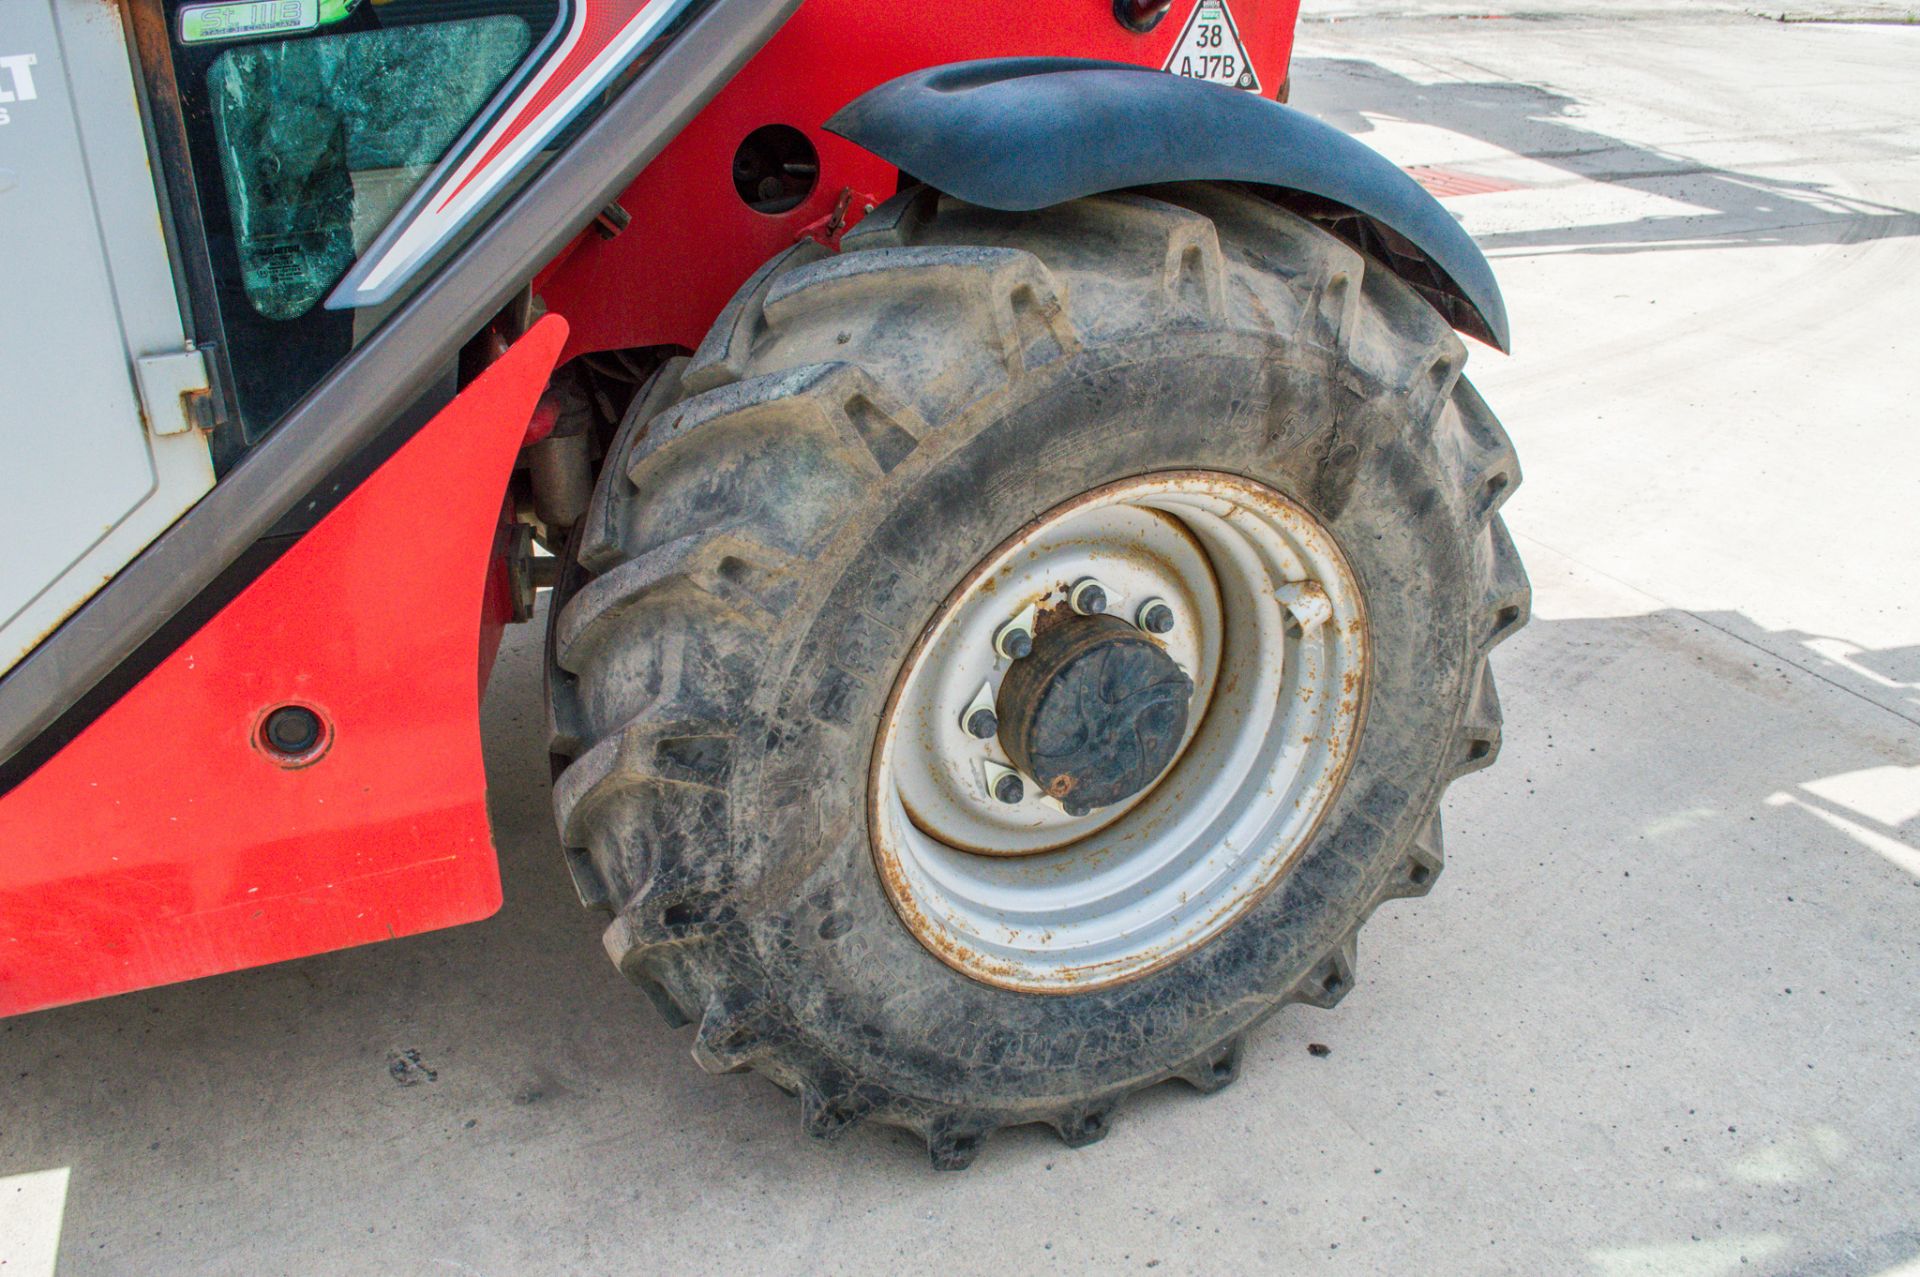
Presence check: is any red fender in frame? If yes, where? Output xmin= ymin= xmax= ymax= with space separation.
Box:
xmin=0 ymin=317 xmax=567 ymax=1016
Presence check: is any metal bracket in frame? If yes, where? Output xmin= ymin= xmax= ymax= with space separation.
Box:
xmin=1275 ymin=580 xmax=1332 ymax=631
xmin=134 ymin=348 xmax=212 ymax=437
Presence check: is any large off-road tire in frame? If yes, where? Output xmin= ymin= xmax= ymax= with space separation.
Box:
xmin=546 ymin=182 xmax=1528 ymax=1168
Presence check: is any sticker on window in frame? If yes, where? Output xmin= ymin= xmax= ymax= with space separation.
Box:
xmin=179 ymin=0 xmax=360 ymax=45
xmin=1163 ymin=0 xmax=1261 ymax=94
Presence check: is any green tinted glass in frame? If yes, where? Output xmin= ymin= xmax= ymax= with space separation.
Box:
xmin=206 ymin=16 xmax=530 ymax=321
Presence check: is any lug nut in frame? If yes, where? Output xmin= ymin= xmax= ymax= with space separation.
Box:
xmin=1069 ymin=578 xmax=1109 ymax=616
xmin=993 ymin=772 xmax=1025 ymax=805
xmin=995 ymin=603 xmax=1039 ymax=660
xmin=1138 ymin=600 xmax=1175 ymax=635
xmin=961 ymin=682 xmax=1000 ymax=742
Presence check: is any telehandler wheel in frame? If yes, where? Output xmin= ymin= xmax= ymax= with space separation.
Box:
xmin=546 ymin=182 xmax=1529 ymax=1168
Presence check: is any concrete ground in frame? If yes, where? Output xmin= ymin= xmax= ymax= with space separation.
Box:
xmin=6 ymin=6 xmax=1920 ymax=1275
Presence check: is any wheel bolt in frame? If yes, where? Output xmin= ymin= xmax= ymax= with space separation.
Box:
xmin=993 ymin=772 xmax=1025 ymax=805
xmin=965 ymin=707 xmax=999 ymax=739
xmin=995 ymin=604 xmax=1039 ymax=661
xmin=1069 ymin=578 xmax=1109 ymax=616
xmin=1138 ymin=600 xmax=1175 ymax=634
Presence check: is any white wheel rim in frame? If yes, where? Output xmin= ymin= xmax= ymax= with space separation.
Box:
xmin=870 ymin=471 xmax=1369 ymax=992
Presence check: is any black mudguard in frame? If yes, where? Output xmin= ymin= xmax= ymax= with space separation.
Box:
xmin=826 ymin=58 xmax=1509 ymax=352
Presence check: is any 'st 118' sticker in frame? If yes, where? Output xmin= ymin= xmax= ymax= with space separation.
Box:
xmin=178 ymin=0 xmax=359 ymax=44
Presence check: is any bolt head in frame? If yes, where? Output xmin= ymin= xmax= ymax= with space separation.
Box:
xmin=1067 ymin=576 xmax=1113 ymax=618
xmin=1002 ymin=627 xmax=1034 ymax=660
xmin=993 ymin=772 xmax=1025 ymax=805
xmin=966 ymin=707 xmax=999 ymax=740
xmin=1140 ymin=602 xmax=1175 ymax=635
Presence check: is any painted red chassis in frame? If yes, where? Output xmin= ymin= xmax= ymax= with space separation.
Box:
xmin=0 ymin=0 xmax=1301 ymax=1016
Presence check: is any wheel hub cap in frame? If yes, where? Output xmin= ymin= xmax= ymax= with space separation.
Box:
xmin=997 ymin=614 xmax=1194 ymax=817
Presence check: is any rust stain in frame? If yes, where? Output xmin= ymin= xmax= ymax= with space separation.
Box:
xmin=868 ymin=469 xmax=1373 ymax=995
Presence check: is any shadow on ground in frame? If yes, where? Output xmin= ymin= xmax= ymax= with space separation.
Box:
xmin=1736 ymin=618 xmax=1920 ymax=726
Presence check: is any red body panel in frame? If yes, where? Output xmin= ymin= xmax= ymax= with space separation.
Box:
xmin=540 ymin=0 xmax=1299 ymax=361
xmin=0 ymin=319 xmax=567 ymax=1016
xmin=1 ymin=0 xmax=1301 ymax=1013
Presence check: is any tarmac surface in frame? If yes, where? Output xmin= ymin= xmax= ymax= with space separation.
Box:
xmin=4 ymin=4 xmax=1919 ymax=1273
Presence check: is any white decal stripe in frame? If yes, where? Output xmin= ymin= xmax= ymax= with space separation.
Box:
xmin=345 ymin=0 xmax=691 ymax=303
xmin=348 ymin=2 xmax=590 ymax=295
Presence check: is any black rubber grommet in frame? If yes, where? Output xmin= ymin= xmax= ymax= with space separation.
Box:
xmin=1113 ymin=0 xmax=1174 ymax=33
xmin=261 ymin=705 xmax=323 ymax=758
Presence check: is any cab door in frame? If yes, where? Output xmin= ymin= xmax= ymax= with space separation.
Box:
xmin=0 ymin=0 xmax=215 ymax=675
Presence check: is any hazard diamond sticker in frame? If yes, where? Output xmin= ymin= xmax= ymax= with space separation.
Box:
xmin=1163 ymin=0 xmax=1261 ymax=94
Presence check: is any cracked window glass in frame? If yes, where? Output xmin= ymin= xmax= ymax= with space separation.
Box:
xmin=206 ymin=17 xmax=530 ymax=321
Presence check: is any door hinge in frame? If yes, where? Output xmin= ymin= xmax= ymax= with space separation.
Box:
xmin=134 ymin=348 xmax=213 ymax=437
